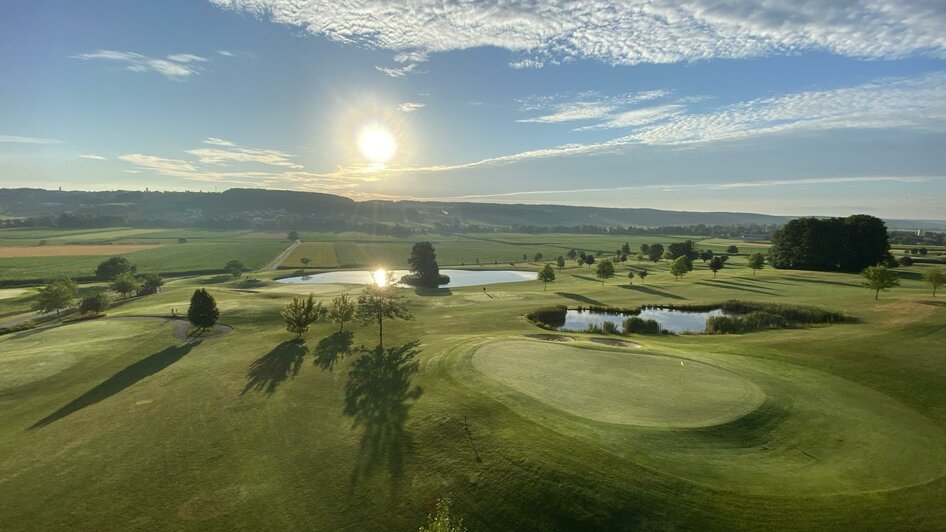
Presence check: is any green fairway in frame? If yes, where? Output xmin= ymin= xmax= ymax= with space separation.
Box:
xmin=1 ymin=231 xmax=945 ymax=530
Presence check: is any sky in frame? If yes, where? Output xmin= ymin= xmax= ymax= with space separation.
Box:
xmin=1 ymin=0 xmax=946 ymax=219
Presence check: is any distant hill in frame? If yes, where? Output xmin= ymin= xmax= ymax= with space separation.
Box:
xmin=0 ymin=188 xmax=943 ymax=231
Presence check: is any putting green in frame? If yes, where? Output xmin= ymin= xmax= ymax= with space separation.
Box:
xmin=472 ymin=339 xmax=765 ymax=428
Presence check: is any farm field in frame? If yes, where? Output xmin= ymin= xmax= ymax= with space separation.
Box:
xmin=0 ymin=227 xmax=290 ymax=282
xmin=1 ymin=230 xmax=944 ymax=530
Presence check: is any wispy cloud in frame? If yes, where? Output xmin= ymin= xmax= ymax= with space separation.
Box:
xmin=79 ymin=154 xmax=107 ymax=160
xmin=396 ymin=102 xmax=425 ymax=112
xmin=71 ymin=50 xmax=209 ymax=80
xmin=517 ymin=90 xmax=671 ymax=125
xmin=375 ymin=63 xmax=418 ymax=77
xmin=217 ymin=50 xmax=236 ymax=57
xmin=203 ymin=137 xmax=236 ymax=147
xmin=0 ymin=135 xmax=62 ymax=144
xmin=509 ymin=59 xmax=544 ymax=69
xmin=574 ymin=104 xmax=685 ymax=131
xmin=211 ymin=0 xmax=946 ymax=67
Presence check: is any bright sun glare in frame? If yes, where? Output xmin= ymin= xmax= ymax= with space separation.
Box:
xmin=372 ymin=268 xmax=388 ymax=287
xmin=357 ymin=124 xmax=397 ymax=164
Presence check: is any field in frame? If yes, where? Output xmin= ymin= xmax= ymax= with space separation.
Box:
xmin=1 ymin=230 xmax=945 ymax=530
xmin=0 ymin=228 xmax=290 ymax=282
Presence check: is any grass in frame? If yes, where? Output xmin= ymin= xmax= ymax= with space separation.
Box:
xmin=0 ymin=230 xmax=945 ymax=530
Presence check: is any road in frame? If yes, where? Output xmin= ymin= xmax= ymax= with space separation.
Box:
xmin=264 ymin=239 xmax=301 ymax=271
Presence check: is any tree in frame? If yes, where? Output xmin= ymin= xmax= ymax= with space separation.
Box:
xmin=626 ymin=271 xmax=634 ymax=286
xmin=287 ymin=230 xmax=299 ymax=240
xmin=700 ymin=249 xmax=715 ymax=263
xmin=35 ymin=278 xmax=77 ymax=317
xmin=770 ymin=215 xmax=890 ymax=272
xmin=621 ymin=242 xmax=631 ymax=255
xmin=555 ymin=256 xmax=565 ymax=270
xmin=923 ymin=268 xmax=946 ymax=297
xmin=111 ymin=271 xmax=141 ymax=298
xmin=708 ymin=256 xmax=724 ymax=277
xmin=670 ymin=257 xmax=689 ymax=281
xmin=861 ymin=265 xmax=899 ymax=300
xmin=575 ymin=257 xmax=585 ymax=268
xmin=522 ymin=253 xmax=528 ymax=261
xmin=637 ymin=269 xmax=649 ymax=284
xmin=138 ymin=273 xmax=164 ymax=295
xmin=300 ymin=257 xmax=311 ymax=270
xmin=918 ymin=247 xmax=928 ymax=256
xmin=727 ymin=245 xmax=739 ymax=254
xmin=747 ymin=253 xmax=766 ymax=276
xmin=566 ymin=249 xmax=577 ymax=260
xmin=662 ymin=249 xmax=674 ymax=261
xmin=533 ymin=252 xmax=544 ymax=262
xmin=668 ymin=240 xmax=699 ymax=262
xmin=187 ymin=288 xmax=220 ymax=331
xmin=595 ymin=259 xmax=615 ymax=285
xmin=405 ymin=241 xmax=448 ymax=287
xmin=420 ymin=498 xmax=467 ymax=532
xmin=225 ymin=260 xmax=245 ymax=278
xmin=95 ymin=256 xmax=136 ymax=280
xmin=899 ymin=256 xmax=914 ymax=266
xmin=356 ymin=273 xmax=412 ymax=347
xmin=328 ymin=293 xmax=356 ymax=331
xmin=537 ymin=263 xmax=556 ymax=290
xmin=640 ymin=243 xmax=650 ymax=255
xmin=281 ymin=293 xmax=325 ymax=337
xmin=647 ymin=243 xmax=664 ymax=262
xmin=78 ymin=293 xmax=109 ymax=315
xmin=584 ymin=255 xmax=596 ymax=267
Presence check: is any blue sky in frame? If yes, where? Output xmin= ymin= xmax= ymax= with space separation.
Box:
xmin=2 ymin=0 xmax=945 ymax=218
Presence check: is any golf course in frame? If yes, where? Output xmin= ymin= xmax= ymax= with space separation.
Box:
xmin=1 ymin=227 xmax=944 ymax=530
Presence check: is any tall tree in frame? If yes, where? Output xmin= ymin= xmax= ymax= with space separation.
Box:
xmin=533 ymin=252 xmax=544 ymax=262
xmin=747 ymin=253 xmax=766 ymax=276
xmin=627 ymin=271 xmax=634 ymax=286
xmin=95 ymin=256 xmax=136 ymax=280
xmin=670 ymin=257 xmax=689 ymax=281
xmin=111 ymin=271 xmax=141 ymax=298
xmin=555 ymin=256 xmax=565 ymax=270
xmin=356 ymin=272 xmax=412 ymax=347
xmin=187 ymin=288 xmax=220 ymax=332
xmin=300 ymin=257 xmax=311 ymax=270
xmin=406 ymin=241 xmax=446 ymax=287
xmin=647 ymin=243 xmax=664 ymax=262
xmin=537 ymin=264 xmax=556 ymax=290
xmin=621 ymin=242 xmax=631 ymax=255
xmin=637 ymin=269 xmax=649 ymax=284
xmin=708 ymin=256 xmax=724 ymax=277
xmin=861 ymin=265 xmax=899 ymax=300
xmin=225 ymin=259 xmax=245 ymax=278
xmin=281 ymin=293 xmax=325 ymax=337
xmin=584 ymin=255 xmax=596 ymax=267
xmin=35 ymin=278 xmax=77 ymax=317
xmin=923 ymin=268 xmax=946 ymax=297
xmin=328 ymin=293 xmax=356 ymax=331
xmin=595 ymin=260 xmax=615 ymax=285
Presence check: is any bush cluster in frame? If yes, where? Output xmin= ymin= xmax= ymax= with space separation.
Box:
xmin=399 ymin=273 xmax=451 ymax=288
xmin=526 ymin=305 xmax=567 ymax=329
xmin=622 ymin=316 xmax=663 ymax=334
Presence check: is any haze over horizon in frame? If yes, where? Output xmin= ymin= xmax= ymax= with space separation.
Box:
xmin=2 ymin=1 xmax=946 ymax=219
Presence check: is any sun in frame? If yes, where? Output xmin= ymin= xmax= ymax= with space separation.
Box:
xmin=357 ymin=123 xmax=397 ymax=164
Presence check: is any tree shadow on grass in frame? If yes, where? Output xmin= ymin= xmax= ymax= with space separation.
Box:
xmin=619 ymin=285 xmax=687 ymax=300
xmin=555 ymin=292 xmax=605 ymax=306
xmin=30 ymin=341 xmax=201 ymax=429
xmin=781 ymin=275 xmax=861 ymax=288
xmin=413 ymin=287 xmax=452 ymax=297
xmin=241 ymin=339 xmax=307 ymax=396
xmin=345 ymin=341 xmax=423 ymax=485
xmin=695 ymin=280 xmax=780 ymax=296
xmin=570 ymin=274 xmax=601 ymax=283
xmin=313 ymin=330 xmax=354 ymax=371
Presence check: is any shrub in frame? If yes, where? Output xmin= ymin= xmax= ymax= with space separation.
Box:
xmin=622 ymin=316 xmax=662 ymax=334
xmin=78 ymin=293 xmax=110 ymax=315
xmin=601 ymin=321 xmax=619 ymax=334
xmin=527 ymin=305 xmax=567 ymax=328
xmin=399 ymin=273 xmax=451 ymax=287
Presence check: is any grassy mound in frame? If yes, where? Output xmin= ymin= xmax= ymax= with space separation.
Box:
xmin=472 ymin=339 xmax=765 ymax=428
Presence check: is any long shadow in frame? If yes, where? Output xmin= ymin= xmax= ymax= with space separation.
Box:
xmin=30 ymin=342 xmax=200 ymax=429
xmin=695 ymin=280 xmax=779 ymax=296
xmin=781 ymin=275 xmax=861 ymax=288
xmin=241 ymin=340 xmax=307 ymax=396
xmin=919 ymin=300 xmax=946 ymax=307
xmin=570 ymin=274 xmax=601 ymax=283
xmin=413 ymin=287 xmax=452 ymax=297
xmin=345 ymin=341 xmax=423 ymax=484
xmin=620 ymin=285 xmax=687 ymax=300
xmin=313 ymin=330 xmax=354 ymax=371
xmin=555 ymin=292 xmax=605 ymax=306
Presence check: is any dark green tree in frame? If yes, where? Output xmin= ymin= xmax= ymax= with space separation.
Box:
xmin=533 ymin=252 xmax=543 ymax=262
xmin=225 ymin=260 xmax=245 ymax=278
xmin=138 ymin=273 xmax=164 ymax=295
xmin=111 ymin=271 xmax=141 ymax=298
xmin=668 ymin=240 xmax=699 ymax=262
xmin=79 ymin=293 xmax=109 ymax=315
xmin=405 ymin=241 xmax=447 ymax=287
xmin=95 ymin=256 xmax=136 ymax=280
xmin=555 ymin=256 xmax=565 ymax=270
xmin=726 ymin=245 xmax=739 ymax=254
xmin=708 ymin=256 xmax=724 ymax=277
xmin=747 ymin=252 xmax=766 ymax=276
xmin=637 ymin=269 xmax=649 ymax=284
xmin=584 ymin=255 xmax=596 ymax=267
xmin=595 ymin=259 xmax=615 ymax=285
xmin=670 ymin=257 xmax=689 ymax=281
xmin=288 ymin=230 xmax=299 ymax=240
xmin=187 ymin=288 xmax=220 ymax=332
xmin=647 ymin=243 xmax=664 ymax=262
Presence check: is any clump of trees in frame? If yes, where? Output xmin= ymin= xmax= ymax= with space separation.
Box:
xmin=769 ymin=215 xmax=892 ymax=272
xmin=78 ymin=293 xmax=109 ymax=316
xmin=188 ymin=288 xmax=220 ymax=332
xmin=111 ymin=272 xmax=141 ymax=298
xmin=281 ymin=294 xmax=325 ymax=337
xmin=537 ymin=264 xmax=556 ymax=290
xmin=401 ymin=241 xmax=450 ymax=287
xmin=861 ymin=265 xmax=899 ymax=300
xmin=95 ymin=256 xmax=136 ymax=280
xmin=622 ymin=316 xmax=661 ymax=334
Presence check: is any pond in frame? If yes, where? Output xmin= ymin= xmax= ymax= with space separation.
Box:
xmin=275 ymin=269 xmax=536 ymax=288
xmin=556 ymin=307 xmax=728 ymax=334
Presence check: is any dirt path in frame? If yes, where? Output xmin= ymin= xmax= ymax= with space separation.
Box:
xmin=264 ymin=240 xmax=301 ymax=271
